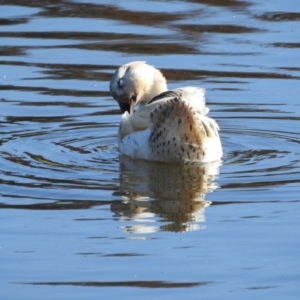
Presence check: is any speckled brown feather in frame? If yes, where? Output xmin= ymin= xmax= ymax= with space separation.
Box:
xmin=149 ymin=96 xmax=215 ymax=163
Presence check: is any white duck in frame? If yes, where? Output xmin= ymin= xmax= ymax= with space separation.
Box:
xmin=110 ymin=61 xmax=222 ymax=163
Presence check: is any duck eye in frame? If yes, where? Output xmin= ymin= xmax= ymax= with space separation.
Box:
xmin=117 ymin=78 xmax=124 ymax=88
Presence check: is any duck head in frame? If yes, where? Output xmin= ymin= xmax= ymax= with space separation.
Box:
xmin=109 ymin=61 xmax=167 ymax=114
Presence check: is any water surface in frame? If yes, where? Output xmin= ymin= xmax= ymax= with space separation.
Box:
xmin=1 ymin=0 xmax=300 ymax=299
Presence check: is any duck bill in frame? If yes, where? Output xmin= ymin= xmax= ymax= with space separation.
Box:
xmin=119 ymin=100 xmax=134 ymax=114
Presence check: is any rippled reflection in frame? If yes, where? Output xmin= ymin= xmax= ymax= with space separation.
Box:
xmin=111 ymin=157 xmax=221 ymax=233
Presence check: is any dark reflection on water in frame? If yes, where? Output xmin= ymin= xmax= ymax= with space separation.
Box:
xmin=36 ymin=2 xmax=192 ymax=25
xmin=257 ymin=12 xmax=300 ymax=22
xmin=0 ymin=46 xmax=25 ymax=56
xmin=26 ymin=280 xmax=211 ymax=288
xmin=0 ymin=31 xmax=166 ymax=41
xmin=1 ymin=0 xmax=300 ymax=299
xmin=0 ymin=200 xmax=112 ymax=210
xmin=61 ymin=42 xmax=199 ymax=55
xmin=1 ymin=83 xmax=108 ymax=97
xmin=176 ymin=24 xmax=261 ymax=34
xmin=0 ymin=17 xmax=28 ymax=26
xmin=272 ymin=42 xmax=300 ymax=49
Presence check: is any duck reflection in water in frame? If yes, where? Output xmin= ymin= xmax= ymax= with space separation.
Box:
xmin=111 ymin=156 xmax=221 ymax=233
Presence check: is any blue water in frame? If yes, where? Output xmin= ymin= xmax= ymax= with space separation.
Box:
xmin=0 ymin=0 xmax=300 ymax=299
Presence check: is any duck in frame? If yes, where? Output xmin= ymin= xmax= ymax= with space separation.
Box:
xmin=109 ymin=61 xmax=222 ymax=163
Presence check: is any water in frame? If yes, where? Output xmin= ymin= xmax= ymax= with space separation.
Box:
xmin=1 ymin=0 xmax=300 ymax=299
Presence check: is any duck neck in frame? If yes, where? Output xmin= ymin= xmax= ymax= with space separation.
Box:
xmin=139 ymin=69 xmax=168 ymax=106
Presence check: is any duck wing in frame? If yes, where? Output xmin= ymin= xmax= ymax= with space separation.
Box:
xmin=148 ymin=88 xmax=221 ymax=163
xmin=149 ymin=90 xmax=184 ymax=104
xmin=118 ymin=91 xmax=181 ymax=140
